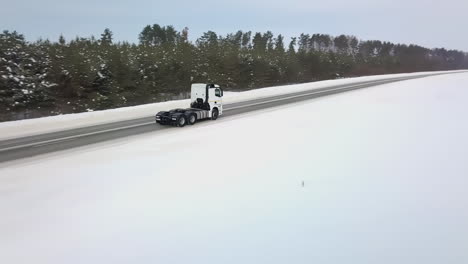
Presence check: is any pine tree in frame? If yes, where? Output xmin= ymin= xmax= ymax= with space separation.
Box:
xmin=100 ymin=28 xmax=113 ymax=46
xmin=275 ymin=35 xmax=285 ymax=54
xmin=0 ymin=31 xmax=54 ymax=114
xmin=334 ymin=35 xmax=349 ymax=54
xmin=180 ymin=27 xmax=189 ymax=43
xmin=59 ymin=35 xmax=66 ymax=45
xmin=139 ymin=25 xmax=153 ymax=46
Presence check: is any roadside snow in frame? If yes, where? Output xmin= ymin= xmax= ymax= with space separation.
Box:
xmin=0 ymin=70 xmax=465 ymax=140
xmin=1 ymin=73 xmax=468 ymax=263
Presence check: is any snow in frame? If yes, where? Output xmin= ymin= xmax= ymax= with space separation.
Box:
xmin=1 ymin=73 xmax=468 ymax=263
xmin=41 ymin=82 xmax=57 ymax=88
xmin=0 ymin=70 xmax=465 ymax=141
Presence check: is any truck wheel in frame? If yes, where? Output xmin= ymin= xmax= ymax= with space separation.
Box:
xmin=177 ymin=116 xmax=186 ymax=127
xmin=188 ymin=114 xmax=197 ymax=125
xmin=211 ymin=108 xmax=219 ymax=120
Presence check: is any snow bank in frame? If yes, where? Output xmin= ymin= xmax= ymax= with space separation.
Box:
xmin=1 ymin=72 xmax=468 ymax=263
xmin=0 ymin=70 xmax=465 ymax=140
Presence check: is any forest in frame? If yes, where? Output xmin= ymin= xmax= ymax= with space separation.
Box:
xmin=1 ymin=25 xmax=467 ymax=121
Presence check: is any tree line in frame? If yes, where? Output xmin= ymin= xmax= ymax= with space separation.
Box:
xmin=0 ymin=25 xmax=467 ymax=121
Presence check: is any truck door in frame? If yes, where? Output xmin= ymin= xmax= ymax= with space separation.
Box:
xmin=209 ymin=88 xmax=223 ymax=115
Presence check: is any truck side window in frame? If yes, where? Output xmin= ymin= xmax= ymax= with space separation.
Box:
xmin=215 ymin=88 xmax=222 ymax=97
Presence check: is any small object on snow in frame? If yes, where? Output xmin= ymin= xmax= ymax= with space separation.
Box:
xmin=302 ymin=181 xmax=305 ymax=187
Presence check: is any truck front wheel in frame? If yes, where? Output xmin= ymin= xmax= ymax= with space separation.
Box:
xmin=177 ymin=116 xmax=187 ymax=127
xmin=211 ymin=108 xmax=219 ymax=120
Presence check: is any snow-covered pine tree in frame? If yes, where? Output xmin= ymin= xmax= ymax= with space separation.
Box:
xmin=0 ymin=30 xmax=55 ymax=117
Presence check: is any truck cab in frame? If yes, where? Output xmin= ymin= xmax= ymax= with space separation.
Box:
xmin=190 ymin=83 xmax=223 ymax=118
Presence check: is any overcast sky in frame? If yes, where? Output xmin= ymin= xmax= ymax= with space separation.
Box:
xmin=2 ymin=0 xmax=467 ymax=51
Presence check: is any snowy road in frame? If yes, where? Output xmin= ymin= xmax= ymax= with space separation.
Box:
xmin=0 ymin=73 xmax=455 ymax=163
xmin=1 ymin=73 xmax=468 ymax=263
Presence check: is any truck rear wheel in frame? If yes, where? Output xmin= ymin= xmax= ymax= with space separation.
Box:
xmin=177 ymin=116 xmax=187 ymax=127
xmin=188 ymin=114 xmax=197 ymax=125
xmin=211 ymin=108 xmax=219 ymax=120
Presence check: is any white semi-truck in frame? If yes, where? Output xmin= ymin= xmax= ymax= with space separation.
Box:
xmin=155 ymin=83 xmax=224 ymax=127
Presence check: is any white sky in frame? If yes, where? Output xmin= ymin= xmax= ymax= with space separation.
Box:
xmin=1 ymin=0 xmax=467 ymax=50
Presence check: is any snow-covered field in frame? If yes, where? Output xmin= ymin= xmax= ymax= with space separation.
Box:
xmin=0 ymin=70 xmax=464 ymax=140
xmin=1 ymin=73 xmax=468 ymax=263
